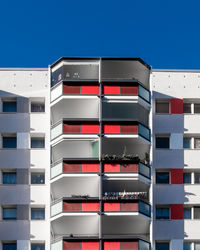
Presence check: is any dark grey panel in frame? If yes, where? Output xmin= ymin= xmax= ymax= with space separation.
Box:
xmin=0 ymin=114 xmax=30 ymax=132
xmin=101 ymin=60 xmax=150 ymax=89
xmin=0 ymin=149 xmax=30 ymax=168
xmin=17 ymin=97 xmax=29 ymax=113
xmin=17 ymin=205 xmax=29 ymax=220
xmin=154 ymin=220 xmax=184 ymax=239
xmin=0 ymin=221 xmax=30 ymax=240
xmin=17 ymin=169 xmax=29 ymax=184
xmin=0 ymin=185 xmax=30 ymax=204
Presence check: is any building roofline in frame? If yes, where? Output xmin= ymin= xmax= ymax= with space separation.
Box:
xmin=0 ymin=68 xmax=48 ymax=71
xmin=152 ymin=69 xmax=200 ymax=73
xmin=50 ymin=57 xmax=151 ymax=70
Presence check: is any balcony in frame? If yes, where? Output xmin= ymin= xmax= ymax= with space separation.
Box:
xmin=51 ymin=121 xmax=100 ymax=141
xmin=103 ymin=239 xmax=150 ymax=250
xmin=51 ymin=199 xmax=99 ymax=217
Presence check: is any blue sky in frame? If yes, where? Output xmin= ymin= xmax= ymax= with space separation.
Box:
xmin=0 ymin=0 xmax=199 ymax=69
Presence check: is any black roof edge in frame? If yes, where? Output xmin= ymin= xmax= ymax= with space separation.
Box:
xmin=50 ymin=57 xmax=151 ymax=70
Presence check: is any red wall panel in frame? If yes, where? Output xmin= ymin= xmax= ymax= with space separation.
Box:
xmin=82 ymin=163 xmax=99 ymax=172
xmin=82 ymin=202 xmax=99 ymax=211
xmin=82 ymin=124 xmax=99 ymax=133
xmin=121 ymin=242 xmax=138 ymax=250
xmin=103 ymin=86 xmax=120 ymax=94
xmin=121 ymin=203 xmax=138 ymax=212
xmin=63 ymin=163 xmax=81 ymax=173
xmin=170 ymin=98 xmax=183 ymax=114
xmin=171 ymin=204 xmax=183 ymax=220
xmin=63 ymin=241 xmax=81 ymax=250
xmin=104 ymin=242 xmax=120 ymax=250
xmin=82 ymin=242 xmax=99 ymax=250
xmin=170 ymin=169 xmax=183 ymax=184
xmin=121 ymin=86 xmax=138 ymax=95
xmin=104 ymin=203 xmax=120 ymax=211
xmin=81 ymin=86 xmax=99 ymax=95
xmin=63 ymin=124 xmax=81 ymax=133
xmin=104 ymin=164 xmax=120 ymax=172
xmin=121 ymin=125 xmax=138 ymax=134
xmin=63 ymin=202 xmax=81 ymax=211
xmin=121 ymin=164 xmax=138 ymax=173
xmin=104 ymin=125 xmax=120 ymax=133
xmin=63 ymin=85 xmax=81 ymax=94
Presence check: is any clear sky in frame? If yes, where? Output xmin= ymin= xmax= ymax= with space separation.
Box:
xmin=1 ymin=0 xmax=199 ymax=69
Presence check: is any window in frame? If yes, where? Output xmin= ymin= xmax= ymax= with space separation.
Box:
xmin=3 ymin=207 xmax=17 ymax=220
xmin=183 ymin=138 xmax=191 ymax=149
xmin=183 ymin=103 xmax=191 ymax=114
xmin=3 ymin=243 xmax=17 ymax=250
xmin=31 ymin=102 xmax=45 ymax=112
xmin=194 ymin=207 xmax=200 ymax=219
xmin=194 ymin=104 xmax=200 ymax=114
xmin=2 ymin=136 xmax=17 ymax=148
xmin=194 ymin=138 xmax=200 ymax=149
xmin=156 ymin=207 xmax=170 ymax=219
xmin=31 ymin=137 xmax=45 ymax=148
xmin=194 ymin=243 xmax=200 ymax=250
xmin=3 ymin=101 xmax=17 ymax=112
xmin=184 ymin=208 xmax=191 ymax=219
xmin=31 ymin=243 xmax=45 ymax=250
xmin=31 ymin=172 xmax=45 ymax=184
xmin=156 ymin=100 xmax=169 ymax=114
xmin=31 ymin=208 xmax=45 ymax=220
xmin=156 ymin=137 xmax=170 ymax=149
xmin=183 ymin=173 xmax=191 ymax=184
xmin=156 ymin=172 xmax=169 ymax=184
xmin=184 ymin=243 xmax=191 ymax=250
xmin=194 ymin=173 xmax=200 ymax=184
xmin=2 ymin=172 xmax=16 ymax=184
xmin=156 ymin=242 xmax=169 ymax=250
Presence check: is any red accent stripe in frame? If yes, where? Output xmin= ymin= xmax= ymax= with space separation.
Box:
xmin=120 ymin=125 xmax=138 ymax=134
xmin=82 ymin=242 xmax=99 ymax=250
xmin=82 ymin=124 xmax=99 ymax=133
xmin=63 ymin=202 xmax=81 ymax=212
xmin=170 ymin=169 xmax=183 ymax=184
xmin=121 ymin=86 xmax=138 ymax=95
xmin=104 ymin=125 xmax=120 ymax=133
xmin=63 ymin=163 xmax=81 ymax=173
xmin=171 ymin=204 xmax=183 ymax=220
xmin=82 ymin=202 xmax=99 ymax=211
xmin=104 ymin=164 xmax=120 ymax=172
xmin=63 ymin=85 xmax=81 ymax=94
xmin=103 ymin=86 xmax=120 ymax=94
xmin=82 ymin=163 xmax=99 ymax=172
xmin=121 ymin=242 xmax=138 ymax=250
xmin=170 ymin=98 xmax=183 ymax=114
xmin=63 ymin=124 xmax=81 ymax=133
xmin=121 ymin=203 xmax=138 ymax=212
xmin=81 ymin=86 xmax=99 ymax=95
xmin=104 ymin=203 xmax=120 ymax=211
xmin=121 ymin=164 xmax=138 ymax=173
xmin=104 ymin=242 xmax=120 ymax=250
xmin=63 ymin=241 xmax=81 ymax=250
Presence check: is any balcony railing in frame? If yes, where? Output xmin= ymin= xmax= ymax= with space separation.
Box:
xmin=103 ymin=240 xmax=150 ymax=250
xmin=51 ymin=120 xmax=100 ymax=140
xmin=51 ymin=160 xmax=100 ymax=179
xmin=51 ymin=199 xmax=100 ymax=217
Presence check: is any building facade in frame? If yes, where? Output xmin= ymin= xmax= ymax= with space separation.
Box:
xmin=0 ymin=58 xmax=199 ymax=250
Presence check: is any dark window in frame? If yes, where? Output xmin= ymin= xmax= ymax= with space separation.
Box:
xmin=3 ymin=208 xmax=17 ymax=220
xmin=183 ymin=173 xmax=191 ymax=184
xmin=183 ymin=103 xmax=191 ymax=113
xmin=3 ymin=137 xmax=17 ymax=148
xmin=3 ymin=243 xmax=17 ymax=250
xmin=31 ymin=103 xmax=45 ymax=112
xmin=194 ymin=138 xmax=200 ymax=149
xmin=156 ymin=101 xmax=169 ymax=114
xmin=156 ymin=242 xmax=169 ymax=250
xmin=194 ymin=207 xmax=200 ymax=219
xmin=184 ymin=243 xmax=191 ymax=250
xmin=3 ymin=101 xmax=17 ymax=112
xmin=31 ymin=173 xmax=45 ymax=184
xmin=194 ymin=104 xmax=200 ymax=114
xmin=156 ymin=172 xmax=169 ymax=184
xmin=183 ymin=208 xmax=191 ymax=219
xmin=183 ymin=138 xmax=191 ymax=149
xmin=156 ymin=207 xmax=170 ymax=219
xmin=31 ymin=244 xmax=45 ymax=250
xmin=195 ymin=173 xmax=200 ymax=184
xmin=3 ymin=172 xmax=16 ymax=184
xmin=156 ymin=137 xmax=169 ymax=149
xmin=31 ymin=208 xmax=45 ymax=220
xmin=31 ymin=138 xmax=45 ymax=148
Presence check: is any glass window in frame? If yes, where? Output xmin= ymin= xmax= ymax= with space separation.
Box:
xmin=194 ymin=207 xmax=200 ymax=219
xmin=184 ymin=208 xmax=191 ymax=219
xmin=195 ymin=173 xmax=200 ymax=184
xmin=156 ymin=172 xmax=169 ymax=184
xmin=3 ymin=243 xmax=17 ymax=250
xmin=31 ymin=243 xmax=45 ymax=250
xmin=194 ymin=243 xmax=200 ymax=250
xmin=194 ymin=138 xmax=200 ymax=149
xmin=156 ymin=137 xmax=170 ymax=149
xmin=3 ymin=137 xmax=17 ymax=148
xmin=3 ymin=101 xmax=17 ymax=112
xmin=184 ymin=243 xmax=191 ymax=250
xmin=156 ymin=207 xmax=170 ymax=219
xmin=3 ymin=208 xmax=17 ymax=220
xmin=156 ymin=242 xmax=169 ymax=250
xmin=183 ymin=103 xmax=191 ymax=113
xmin=156 ymin=101 xmax=169 ymax=114
xmin=31 ymin=138 xmax=45 ymax=148
xmin=183 ymin=138 xmax=191 ymax=149
xmin=31 ymin=208 xmax=45 ymax=220
xmin=183 ymin=173 xmax=191 ymax=184
xmin=31 ymin=173 xmax=45 ymax=184
xmin=31 ymin=103 xmax=45 ymax=112
xmin=194 ymin=104 xmax=200 ymax=114
xmin=3 ymin=172 xmax=16 ymax=184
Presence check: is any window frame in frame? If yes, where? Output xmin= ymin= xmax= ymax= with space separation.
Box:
xmin=31 ymin=207 xmax=45 ymax=220
xmin=2 ymin=171 xmax=17 ymax=184
xmin=31 ymin=172 xmax=45 ymax=185
xmin=155 ymin=136 xmax=170 ymax=149
xmin=2 ymin=100 xmax=17 ymax=113
xmin=156 ymin=206 xmax=170 ymax=220
xmin=155 ymin=100 xmax=170 ymax=114
xmin=156 ymin=171 xmax=170 ymax=184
